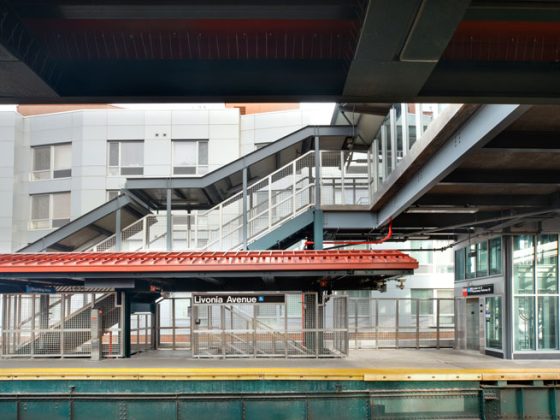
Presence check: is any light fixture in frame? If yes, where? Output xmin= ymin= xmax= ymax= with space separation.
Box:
xmin=406 ymin=206 xmax=478 ymax=214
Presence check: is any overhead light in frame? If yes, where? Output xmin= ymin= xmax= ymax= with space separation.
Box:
xmin=406 ymin=206 xmax=479 ymax=214
xmin=408 ymin=236 xmax=431 ymax=240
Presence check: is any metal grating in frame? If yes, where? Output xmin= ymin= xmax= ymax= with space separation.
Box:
xmin=191 ymin=292 xmax=348 ymax=359
xmin=1 ymin=292 xmax=124 ymax=358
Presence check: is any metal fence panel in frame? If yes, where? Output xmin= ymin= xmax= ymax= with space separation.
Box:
xmin=190 ymin=293 xmax=348 ymax=359
xmin=1 ymin=292 xmax=123 ymax=358
xmin=348 ymin=298 xmax=455 ymax=349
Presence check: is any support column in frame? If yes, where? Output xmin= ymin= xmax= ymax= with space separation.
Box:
xmin=123 ymin=292 xmax=131 ymax=358
xmin=38 ymin=295 xmax=49 ymax=352
xmin=115 ymin=207 xmax=122 ymax=251
xmin=314 ymin=135 xmax=321 ymax=206
xmin=242 ymin=167 xmax=248 ymax=250
xmin=390 ymin=107 xmax=397 ymax=171
xmin=166 ymin=188 xmax=172 ymax=251
xmin=313 ymin=209 xmax=324 ymax=250
xmin=313 ymin=134 xmax=323 ymax=250
xmin=303 ymin=293 xmax=316 ymax=353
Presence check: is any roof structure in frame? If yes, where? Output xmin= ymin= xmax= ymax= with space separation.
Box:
xmin=0 ymin=250 xmax=417 ymax=293
xmin=0 ymin=0 xmax=558 ymax=103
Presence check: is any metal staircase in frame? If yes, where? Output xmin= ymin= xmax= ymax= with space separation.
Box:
xmin=5 ymin=293 xmax=119 ymax=357
xmin=86 ymin=150 xmax=371 ymax=252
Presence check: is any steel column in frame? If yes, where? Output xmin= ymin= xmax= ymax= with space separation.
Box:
xmin=390 ymin=107 xmax=397 ymax=171
xmin=381 ymin=124 xmax=388 ymax=180
xmin=115 ymin=207 xmax=122 ymax=251
xmin=314 ymin=135 xmax=321 ymax=206
xmin=166 ymin=188 xmax=172 ymax=251
xmin=242 ymin=167 xmax=248 ymax=250
xmin=401 ymin=103 xmax=409 ymax=156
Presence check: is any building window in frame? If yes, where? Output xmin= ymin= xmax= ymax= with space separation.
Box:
xmin=455 ymin=248 xmax=465 ymax=281
xmin=537 ymin=234 xmax=558 ymax=293
xmin=411 ymin=289 xmax=433 ymax=315
xmin=513 ymin=235 xmax=535 ymax=294
xmin=489 ymin=237 xmax=502 ymax=275
xmin=107 ymin=140 xmax=144 ymax=176
xmin=455 ymin=237 xmax=502 ymax=281
xmin=107 ymin=190 xmax=120 ymax=201
xmin=538 ymin=296 xmax=558 ymax=350
xmin=172 ymin=140 xmax=209 ymax=175
xmin=437 ymin=289 xmax=455 ymax=325
xmin=30 ymin=192 xmax=71 ymax=229
xmin=32 ymin=143 xmax=72 ymax=180
xmin=465 ymin=244 xmax=476 ymax=279
xmin=476 ymin=241 xmax=488 ymax=277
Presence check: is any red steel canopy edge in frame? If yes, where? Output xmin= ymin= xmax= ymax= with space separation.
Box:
xmin=0 ymin=250 xmax=418 ymax=274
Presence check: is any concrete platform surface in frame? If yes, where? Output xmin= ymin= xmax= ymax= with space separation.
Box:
xmin=0 ymin=349 xmax=560 ymax=381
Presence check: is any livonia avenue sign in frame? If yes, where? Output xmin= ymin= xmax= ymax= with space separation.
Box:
xmin=193 ymin=294 xmax=285 ymax=304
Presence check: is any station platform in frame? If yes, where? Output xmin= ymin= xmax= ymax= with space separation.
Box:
xmin=0 ymin=349 xmax=558 ymax=419
xmin=1 ymin=348 xmax=559 ymax=382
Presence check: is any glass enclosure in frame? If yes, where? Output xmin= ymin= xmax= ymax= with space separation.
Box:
xmin=513 ymin=234 xmax=559 ymax=352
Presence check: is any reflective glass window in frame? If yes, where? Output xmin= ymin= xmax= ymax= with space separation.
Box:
xmin=537 ymin=234 xmax=558 ymax=293
xmin=513 ymin=235 xmax=534 ymax=294
xmin=514 ymin=296 xmax=535 ymax=351
xmin=489 ymin=237 xmax=502 ymax=275
xmin=477 ymin=241 xmax=488 ymax=277
xmin=538 ymin=296 xmax=558 ymax=350
xmin=465 ymin=244 xmax=476 ymax=279
xmin=455 ymin=248 xmax=465 ymax=281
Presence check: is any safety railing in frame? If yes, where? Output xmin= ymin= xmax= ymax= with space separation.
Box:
xmin=347 ymin=297 xmax=455 ymax=349
xmin=191 ymin=293 xmax=348 ymax=359
xmin=369 ymin=103 xmax=449 ymax=190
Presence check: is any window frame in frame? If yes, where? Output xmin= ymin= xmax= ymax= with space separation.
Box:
xmin=30 ymin=192 xmax=71 ymax=230
xmin=31 ymin=143 xmax=72 ymax=181
xmin=455 ymin=237 xmax=503 ymax=281
xmin=107 ymin=140 xmax=144 ymax=176
xmin=172 ymin=139 xmax=209 ymax=176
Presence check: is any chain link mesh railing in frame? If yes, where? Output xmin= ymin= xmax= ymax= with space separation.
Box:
xmin=190 ymin=293 xmax=348 ymax=358
xmin=1 ymin=293 xmax=123 ymax=358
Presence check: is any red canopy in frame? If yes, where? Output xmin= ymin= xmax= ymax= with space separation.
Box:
xmin=0 ymin=250 xmax=418 ymax=274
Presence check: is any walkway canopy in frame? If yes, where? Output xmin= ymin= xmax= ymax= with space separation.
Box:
xmin=0 ymin=250 xmax=417 ymax=293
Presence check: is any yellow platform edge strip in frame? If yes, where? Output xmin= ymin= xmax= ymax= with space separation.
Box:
xmin=0 ymin=367 xmax=559 ymax=381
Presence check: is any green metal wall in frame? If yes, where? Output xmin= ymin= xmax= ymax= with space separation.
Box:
xmin=0 ymin=379 xmax=557 ymax=419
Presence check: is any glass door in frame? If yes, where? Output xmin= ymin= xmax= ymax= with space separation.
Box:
xmin=485 ymin=296 xmax=502 ymax=351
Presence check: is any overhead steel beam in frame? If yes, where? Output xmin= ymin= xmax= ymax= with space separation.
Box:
xmin=441 ymin=170 xmax=560 ymax=185
xmin=376 ymin=104 xmax=531 ymax=227
xmin=416 ymin=194 xmax=551 ymax=208
xmin=46 ymin=1 xmax=361 ymax=20
xmin=484 ymin=131 xmax=560 ymax=150
xmin=0 ymin=0 xmax=60 ymax=100
xmin=323 ymin=211 xmax=377 ymax=230
xmin=343 ymin=0 xmax=470 ymax=100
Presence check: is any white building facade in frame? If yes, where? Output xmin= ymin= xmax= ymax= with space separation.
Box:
xmin=1 ymin=104 xmax=330 ymax=251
